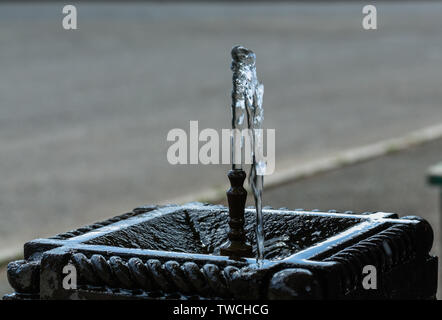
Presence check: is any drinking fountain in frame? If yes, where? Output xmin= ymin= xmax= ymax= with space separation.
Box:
xmin=4 ymin=46 xmax=438 ymax=300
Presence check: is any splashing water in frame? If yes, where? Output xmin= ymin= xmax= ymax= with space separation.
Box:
xmin=230 ymin=45 xmax=265 ymax=264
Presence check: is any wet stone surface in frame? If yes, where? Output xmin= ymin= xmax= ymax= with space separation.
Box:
xmin=86 ymin=209 xmax=360 ymax=260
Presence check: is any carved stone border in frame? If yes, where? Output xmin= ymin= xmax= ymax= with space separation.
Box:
xmin=4 ymin=204 xmax=437 ymax=300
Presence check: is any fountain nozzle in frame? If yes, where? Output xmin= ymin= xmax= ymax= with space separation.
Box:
xmin=220 ymin=169 xmax=253 ymax=258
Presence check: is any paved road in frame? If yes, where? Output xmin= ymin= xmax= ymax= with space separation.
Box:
xmin=1 ymin=3 xmax=442 ymax=258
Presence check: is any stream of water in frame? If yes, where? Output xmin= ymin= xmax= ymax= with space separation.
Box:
xmin=230 ymin=46 xmax=265 ymax=264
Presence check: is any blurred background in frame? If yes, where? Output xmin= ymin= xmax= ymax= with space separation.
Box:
xmin=1 ymin=1 xmax=441 ymax=297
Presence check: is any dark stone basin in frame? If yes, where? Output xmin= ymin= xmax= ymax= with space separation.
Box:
xmin=85 ymin=206 xmax=360 ymax=260
xmin=4 ymin=202 xmax=438 ymax=300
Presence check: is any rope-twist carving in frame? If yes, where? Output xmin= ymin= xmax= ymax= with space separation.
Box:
xmin=70 ymin=252 xmax=250 ymax=298
xmin=324 ymin=223 xmax=416 ymax=294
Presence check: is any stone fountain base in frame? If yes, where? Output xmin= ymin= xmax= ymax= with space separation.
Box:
xmin=4 ymin=203 xmax=438 ymax=299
